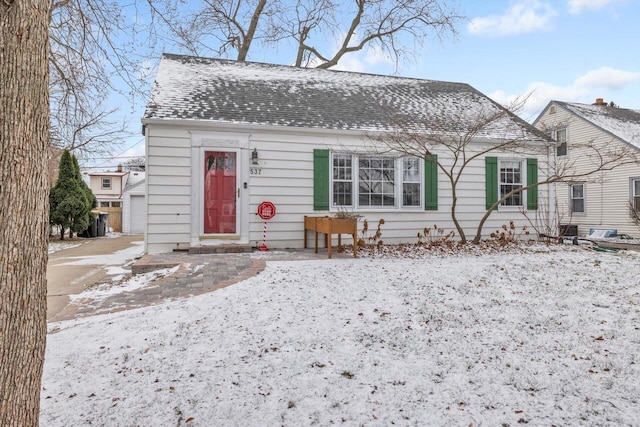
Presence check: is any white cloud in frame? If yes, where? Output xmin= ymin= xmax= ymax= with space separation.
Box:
xmin=568 ymin=0 xmax=626 ymax=14
xmin=323 ymin=32 xmax=395 ymax=73
xmin=365 ymin=45 xmax=394 ymax=67
xmin=574 ymin=66 xmax=640 ymax=89
xmin=468 ymin=0 xmax=557 ymax=36
xmin=489 ymin=66 xmax=640 ymax=121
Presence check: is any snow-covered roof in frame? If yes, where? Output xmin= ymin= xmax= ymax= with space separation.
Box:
xmin=554 ymin=101 xmax=640 ymax=150
xmin=144 ymin=53 xmax=547 ymax=141
xmin=88 ymin=171 xmax=128 ymax=177
xmin=125 ymin=171 xmax=145 ymax=190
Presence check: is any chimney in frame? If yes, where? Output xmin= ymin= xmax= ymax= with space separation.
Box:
xmin=117 ymin=163 xmax=122 ymax=172
xmin=593 ymin=98 xmax=606 ymax=106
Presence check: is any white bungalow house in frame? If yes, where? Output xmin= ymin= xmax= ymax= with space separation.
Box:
xmin=534 ymin=99 xmax=640 ymax=237
xmin=141 ymin=53 xmax=551 ymax=254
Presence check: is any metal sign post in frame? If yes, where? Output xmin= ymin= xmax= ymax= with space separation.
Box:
xmin=257 ymin=201 xmax=276 ymax=251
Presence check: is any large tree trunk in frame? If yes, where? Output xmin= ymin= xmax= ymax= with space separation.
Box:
xmin=0 ymin=1 xmax=50 ymax=425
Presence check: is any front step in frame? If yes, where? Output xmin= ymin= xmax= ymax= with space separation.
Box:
xmin=188 ymin=244 xmax=253 ymax=254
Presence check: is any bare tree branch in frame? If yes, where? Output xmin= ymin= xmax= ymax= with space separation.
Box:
xmin=147 ymin=0 xmax=464 ymax=70
xmin=49 ymin=0 xmax=156 ymax=159
xmin=366 ymin=92 xmax=640 ymax=244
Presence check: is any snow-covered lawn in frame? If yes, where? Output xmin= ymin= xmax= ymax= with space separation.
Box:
xmin=41 ymin=246 xmax=640 ymax=426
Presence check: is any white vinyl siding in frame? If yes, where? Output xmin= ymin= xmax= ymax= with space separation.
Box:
xmin=535 ymin=104 xmax=640 ymax=237
xmin=145 ymin=122 xmax=547 ymax=253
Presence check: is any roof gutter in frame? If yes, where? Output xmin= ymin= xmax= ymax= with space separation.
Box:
xmin=141 ymin=117 xmax=549 ymax=145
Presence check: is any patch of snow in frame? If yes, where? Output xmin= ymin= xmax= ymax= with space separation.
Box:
xmin=58 ymin=241 xmax=143 ymax=267
xmin=48 ymin=242 xmax=82 ymax=254
xmin=42 ymin=247 xmax=640 ymax=426
xmin=562 ymin=102 xmax=640 ymax=149
xmin=70 ymin=265 xmax=179 ymax=303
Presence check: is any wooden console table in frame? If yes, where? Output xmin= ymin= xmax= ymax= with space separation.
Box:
xmin=304 ymin=216 xmax=358 ymax=258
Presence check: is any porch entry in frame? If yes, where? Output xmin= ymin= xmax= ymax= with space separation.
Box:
xmin=204 ymin=151 xmax=237 ymax=234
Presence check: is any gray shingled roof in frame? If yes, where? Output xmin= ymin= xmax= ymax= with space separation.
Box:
xmin=553 ymin=101 xmax=640 ymax=149
xmin=144 ymin=53 xmax=547 ymax=140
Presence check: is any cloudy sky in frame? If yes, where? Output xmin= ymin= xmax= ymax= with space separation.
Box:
xmin=328 ymin=0 xmax=640 ymax=121
xmin=102 ymin=0 xmax=639 ymax=168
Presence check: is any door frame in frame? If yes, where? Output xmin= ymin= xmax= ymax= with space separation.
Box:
xmin=190 ymin=131 xmax=250 ymax=247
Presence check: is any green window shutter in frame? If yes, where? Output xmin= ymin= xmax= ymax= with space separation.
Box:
xmin=313 ymin=149 xmax=330 ymax=210
xmin=527 ymin=158 xmax=538 ymax=210
xmin=424 ymin=155 xmax=438 ymax=210
xmin=485 ymin=156 xmax=498 ymax=210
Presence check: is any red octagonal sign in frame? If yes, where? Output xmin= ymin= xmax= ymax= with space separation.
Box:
xmin=257 ymin=201 xmax=276 ymax=220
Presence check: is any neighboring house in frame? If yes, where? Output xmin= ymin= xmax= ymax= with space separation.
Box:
xmin=534 ymin=99 xmax=640 ymax=237
xmin=141 ymin=53 xmax=551 ymax=254
xmin=122 ymin=174 xmax=146 ymax=234
xmin=86 ymin=166 xmax=145 ymax=232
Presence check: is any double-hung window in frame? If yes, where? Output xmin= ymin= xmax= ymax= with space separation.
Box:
xmin=332 ymin=154 xmax=353 ymax=206
xmin=331 ymin=154 xmax=422 ymax=209
xmin=101 ymin=177 xmax=112 ymax=190
xmin=402 ymin=158 xmax=421 ymax=207
xmin=631 ymin=178 xmax=640 ymax=213
xmin=499 ymin=160 xmax=523 ymax=207
xmin=552 ymin=128 xmax=567 ymax=157
xmin=569 ymin=183 xmax=585 ymax=214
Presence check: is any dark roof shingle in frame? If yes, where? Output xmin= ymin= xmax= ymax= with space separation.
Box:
xmin=144 ymin=53 xmax=546 ymax=140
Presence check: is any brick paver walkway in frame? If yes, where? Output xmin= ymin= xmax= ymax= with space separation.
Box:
xmin=49 ymin=248 xmax=355 ymax=322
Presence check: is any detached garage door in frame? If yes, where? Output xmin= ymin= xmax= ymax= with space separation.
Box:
xmin=129 ymin=195 xmax=146 ymax=234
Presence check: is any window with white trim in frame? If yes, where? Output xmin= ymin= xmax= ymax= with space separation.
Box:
xmin=552 ymin=128 xmax=567 ymax=157
xmin=101 ymin=177 xmax=112 ymax=190
xmin=499 ymin=159 xmax=523 ymax=207
xmin=332 ymin=154 xmax=353 ymax=206
xmin=631 ymin=178 xmax=640 ymax=213
xmin=402 ymin=157 xmax=421 ymax=207
xmin=358 ymin=156 xmax=395 ymax=207
xmin=569 ymin=183 xmax=585 ymax=214
xmin=331 ymin=154 xmax=422 ymax=209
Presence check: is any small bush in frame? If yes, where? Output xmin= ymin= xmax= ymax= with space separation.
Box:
xmin=358 ymin=218 xmax=384 ymax=249
xmin=417 ymin=224 xmax=455 ymax=245
xmin=489 ymin=221 xmax=530 ymax=245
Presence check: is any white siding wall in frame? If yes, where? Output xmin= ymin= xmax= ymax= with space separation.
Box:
xmin=145 ymin=126 xmax=193 ymax=253
xmin=145 ymin=122 xmax=549 ymax=253
xmin=536 ymin=107 xmax=640 ymax=237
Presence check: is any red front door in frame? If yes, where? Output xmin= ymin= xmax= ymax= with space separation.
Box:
xmin=204 ymin=151 xmax=237 ymax=234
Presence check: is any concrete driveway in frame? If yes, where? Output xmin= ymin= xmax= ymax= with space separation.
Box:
xmin=47 ymin=234 xmax=143 ymax=321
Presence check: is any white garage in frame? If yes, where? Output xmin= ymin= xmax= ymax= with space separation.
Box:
xmin=122 ymin=176 xmax=146 ymax=235
xmin=129 ymin=195 xmax=146 ymax=234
